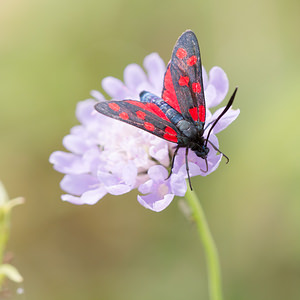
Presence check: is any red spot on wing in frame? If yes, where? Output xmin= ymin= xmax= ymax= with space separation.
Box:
xmin=178 ymin=76 xmax=189 ymax=86
xmin=187 ymin=55 xmax=197 ymax=66
xmin=192 ymin=82 xmax=201 ymax=93
xmin=109 ymin=103 xmax=120 ymax=111
xmin=162 ymin=66 xmax=181 ymax=112
xmin=126 ymin=100 xmax=169 ymax=121
xmin=199 ymin=105 xmax=205 ymax=122
xmin=145 ymin=103 xmax=169 ymax=121
xmin=176 ymin=48 xmax=187 ymax=59
xmin=163 ymin=126 xmax=178 ymax=142
xmin=163 ymin=134 xmax=178 ymax=142
xmin=136 ymin=110 xmax=146 ymax=120
xmin=189 ymin=105 xmax=206 ymax=122
xmin=165 ymin=126 xmax=177 ymax=136
xmin=119 ymin=112 xmax=129 ymax=120
xmin=144 ymin=122 xmax=155 ymax=131
xmin=126 ymin=101 xmax=146 ymax=110
xmin=189 ymin=107 xmax=198 ymax=121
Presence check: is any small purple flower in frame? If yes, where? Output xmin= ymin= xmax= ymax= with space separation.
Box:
xmin=50 ymin=53 xmax=239 ymax=212
xmin=138 ymin=165 xmax=187 ymax=212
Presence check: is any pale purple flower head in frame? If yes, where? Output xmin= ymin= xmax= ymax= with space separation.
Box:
xmin=50 ymin=53 xmax=239 ymax=212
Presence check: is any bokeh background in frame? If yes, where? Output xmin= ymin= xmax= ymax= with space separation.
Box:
xmin=1 ymin=0 xmax=299 ymax=299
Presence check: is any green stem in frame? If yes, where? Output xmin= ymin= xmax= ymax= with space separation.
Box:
xmin=185 ymin=188 xmax=223 ymax=300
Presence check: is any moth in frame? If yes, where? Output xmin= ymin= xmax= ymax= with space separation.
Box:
xmin=95 ymin=30 xmax=237 ymax=189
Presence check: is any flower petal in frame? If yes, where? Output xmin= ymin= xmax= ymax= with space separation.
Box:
xmin=170 ymin=173 xmax=187 ymax=196
xmin=138 ymin=179 xmax=154 ymax=195
xmin=124 ymin=63 xmax=148 ymax=93
xmin=62 ymin=134 xmax=89 ymax=155
xmin=178 ymin=160 xmax=202 ymax=178
xmin=143 ymin=53 xmax=166 ymax=94
xmin=148 ymin=165 xmax=168 ymax=182
xmin=80 ymin=187 xmax=107 ymax=204
xmin=90 ymin=90 xmax=105 ymax=101
xmin=75 ymin=99 xmax=97 ymax=125
xmin=49 ymin=151 xmax=89 ymax=174
xmin=138 ymin=193 xmax=174 ymax=212
xmin=206 ymin=67 xmax=229 ymax=108
xmin=62 ymin=187 xmax=106 ymax=205
xmin=106 ymin=184 xmax=132 ymax=195
xmin=102 ymin=76 xmax=133 ymax=99
xmin=204 ymin=84 xmax=217 ymax=108
xmin=202 ymin=66 xmax=208 ymax=90
xmin=209 ymin=108 xmax=240 ymax=134
xmin=61 ymin=194 xmax=82 ymax=204
xmin=60 ymin=174 xmax=98 ymax=196
xmin=97 ymin=169 xmax=135 ymax=196
xmin=149 ymin=141 xmax=169 ymax=166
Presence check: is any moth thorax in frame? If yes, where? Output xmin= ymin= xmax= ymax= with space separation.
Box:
xmin=177 ymin=120 xmax=198 ymax=138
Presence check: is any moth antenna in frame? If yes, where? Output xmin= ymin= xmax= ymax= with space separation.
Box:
xmin=205 ymin=87 xmax=238 ymax=147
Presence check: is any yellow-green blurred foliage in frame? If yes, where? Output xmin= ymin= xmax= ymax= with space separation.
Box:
xmin=1 ymin=0 xmax=299 ymax=299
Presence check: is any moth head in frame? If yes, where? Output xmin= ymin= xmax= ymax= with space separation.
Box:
xmin=193 ymin=144 xmax=210 ymax=159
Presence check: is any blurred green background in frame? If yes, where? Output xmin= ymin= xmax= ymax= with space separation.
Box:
xmin=1 ymin=0 xmax=299 ymax=299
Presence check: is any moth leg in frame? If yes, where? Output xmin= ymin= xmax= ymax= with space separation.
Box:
xmin=185 ymin=148 xmax=193 ymax=190
xmin=207 ymin=140 xmax=230 ymax=163
xmin=166 ymin=145 xmax=180 ymax=180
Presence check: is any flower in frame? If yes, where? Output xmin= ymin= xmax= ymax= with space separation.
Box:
xmin=49 ymin=53 xmax=239 ymax=212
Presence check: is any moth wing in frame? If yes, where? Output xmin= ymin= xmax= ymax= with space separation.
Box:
xmin=95 ymin=100 xmax=179 ymax=143
xmin=162 ymin=30 xmax=206 ymax=123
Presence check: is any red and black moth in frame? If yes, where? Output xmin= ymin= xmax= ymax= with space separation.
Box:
xmin=95 ymin=30 xmax=237 ymax=189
